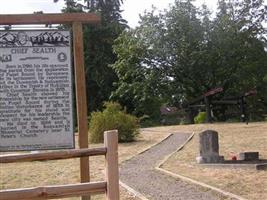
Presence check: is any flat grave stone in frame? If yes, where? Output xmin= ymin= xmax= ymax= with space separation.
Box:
xmin=239 ymin=152 xmax=259 ymax=161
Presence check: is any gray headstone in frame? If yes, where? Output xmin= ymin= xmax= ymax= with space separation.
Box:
xmin=197 ymin=130 xmax=224 ymax=163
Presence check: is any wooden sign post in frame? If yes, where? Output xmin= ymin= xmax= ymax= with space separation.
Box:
xmin=0 ymin=13 xmax=101 ymax=200
xmin=72 ymin=21 xmax=90 ymax=193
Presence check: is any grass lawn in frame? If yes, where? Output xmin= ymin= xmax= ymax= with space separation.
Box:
xmin=158 ymin=122 xmax=267 ymax=200
xmin=1 ymin=122 xmax=266 ymax=199
xmin=0 ymin=129 xmax=170 ymax=200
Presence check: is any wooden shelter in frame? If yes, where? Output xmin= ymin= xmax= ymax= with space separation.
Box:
xmin=184 ymin=87 xmax=257 ymax=123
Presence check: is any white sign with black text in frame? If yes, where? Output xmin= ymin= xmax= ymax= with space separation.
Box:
xmin=0 ymin=30 xmax=74 ymax=151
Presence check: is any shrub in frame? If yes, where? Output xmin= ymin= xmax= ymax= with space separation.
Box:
xmin=194 ymin=112 xmax=206 ymax=124
xmin=89 ymin=102 xmax=139 ymax=143
xmin=138 ymin=115 xmax=160 ymax=127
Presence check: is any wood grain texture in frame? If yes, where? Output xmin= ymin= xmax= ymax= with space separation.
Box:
xmin=0 ymin=13 xmax=100 ymax=25
xmin=104 ymin=130 xmax=120 ymax=200
xmin=0 ymin=181 xmax=106 ymax=200
xmin=73 ymin=21 xmax=90 ymax=200
xmin=0 ymin=148 xmax=107 ymax=163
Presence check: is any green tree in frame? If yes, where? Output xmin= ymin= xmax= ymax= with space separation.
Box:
xmin=208 ymin=0 xmax=267 ymax=117
xmin=112 ymin=0 xmax=267 ymax=120
xmin=56 ymin=0 xmax=127 ymax=112
xmin=111 ymin=28 xmax=163 ymax=118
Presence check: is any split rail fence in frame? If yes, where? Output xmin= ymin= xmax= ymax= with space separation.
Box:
xmin=0 ymin=130 xmax=120 ymax=200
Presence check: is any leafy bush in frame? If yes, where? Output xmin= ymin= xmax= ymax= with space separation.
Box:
xmin=179 ymin=117 xmax=191 ymax=125
xmin=89 ymin=102 xmax=139 ymax=143
xmin=194 ymin=112 xmax=206 ymax=124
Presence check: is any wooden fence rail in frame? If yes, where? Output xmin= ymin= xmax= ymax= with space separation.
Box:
xmin=0 ymin=148 xmax=107 ymax=163
xmin=0 ymin=130 xmax=119 ymax=200
xmin=0 ymin=182 xmax=107 ymax=200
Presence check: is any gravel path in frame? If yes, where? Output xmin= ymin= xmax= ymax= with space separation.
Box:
xmin=120 ymin=133 xmax=221 ymax=200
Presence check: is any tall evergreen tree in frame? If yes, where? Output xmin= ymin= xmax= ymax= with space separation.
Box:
xmin=56 ymin=0 xmax=127 ymax=112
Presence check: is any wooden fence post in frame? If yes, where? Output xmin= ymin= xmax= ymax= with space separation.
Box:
xmin=104 ymin=130 xmax=120 ymax=200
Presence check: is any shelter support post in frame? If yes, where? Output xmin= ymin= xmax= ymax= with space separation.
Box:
xmin=205 ymin=96 xmax=212 ymax=123
xmin=240 ymin=97 xmax=246 ymax=122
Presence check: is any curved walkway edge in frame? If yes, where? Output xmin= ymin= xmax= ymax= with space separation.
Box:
xmin=155 ymin=132 xmax=247 ymax=200
xmin=155 ymin=167 xmax=247 ymax=200
xmin=120 ymin=132 xmax=247 ymax=200
xmin=120 ymin=180 xmax=149 ymax=200
xmin=120 ymin=133 xmax=217 ymax=200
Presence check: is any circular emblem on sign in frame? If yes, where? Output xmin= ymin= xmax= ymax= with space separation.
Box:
xmin=16 ymin=32 xmax=29 ymax=46
xmin=57 ymin=52 xmax=67 ymax=62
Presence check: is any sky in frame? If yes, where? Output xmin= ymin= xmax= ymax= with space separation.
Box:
xmin=0 ymin=0 xmax=218 ymax=27
xmin=121 ymin=0 xmax=218 ymax=27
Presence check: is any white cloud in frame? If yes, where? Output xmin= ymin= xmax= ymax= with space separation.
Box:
xmin=0 ymin=0 xmax=64 ymax=14
xmin=121 ymin=0 xmax=218 ymax=27
xmin=121 ymin=0 xmax=172 ymax=27
xmin=0 ymin=0 xmax=223 ymax=27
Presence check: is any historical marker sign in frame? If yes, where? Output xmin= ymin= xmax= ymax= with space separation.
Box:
xmin=0 ymin=30 xmax=74 ymax=151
